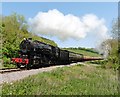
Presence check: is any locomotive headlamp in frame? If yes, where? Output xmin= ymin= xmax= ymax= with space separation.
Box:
xmin=23 ymin=38 xmax=26 ymax=40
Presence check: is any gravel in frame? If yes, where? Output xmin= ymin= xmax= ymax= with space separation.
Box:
xmin=0 ymin=63 xmax=79 ymax=84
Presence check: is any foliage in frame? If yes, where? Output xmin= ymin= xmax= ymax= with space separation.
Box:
xmin=87 ymin=59 xmax=108 ymax=65
xmin=98 ymin=18 xmax=119 ymax=70
xmin=2 ymin=64 xmax=16 ymax=68
xmin=2 ymin=65 xmax=118 ymax=95
xmin=111 ymin=18 xmax=119 ymax=39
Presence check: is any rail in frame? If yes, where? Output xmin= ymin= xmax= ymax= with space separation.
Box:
xmin=0 ymin=68 xmax=22 ymax=74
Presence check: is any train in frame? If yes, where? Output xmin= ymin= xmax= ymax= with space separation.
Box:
xmin=11 ymin=38 xmax=103 ymax=69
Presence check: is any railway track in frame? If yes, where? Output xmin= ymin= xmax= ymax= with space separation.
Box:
xmin=0 ymin=57 xmax=103 ymax=74
xmin=0 ymin=63 xmax=76 ymax=84
xmin=0 ymin=62 xmax=101 ymax=84
xmin=0 ymin=68 xmax=22 ymax=74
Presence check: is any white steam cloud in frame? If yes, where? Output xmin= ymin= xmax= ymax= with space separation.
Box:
xmin=29 ymin=9 xmax=109 ymax=40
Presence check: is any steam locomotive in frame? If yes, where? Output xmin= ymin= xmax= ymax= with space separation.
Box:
xmin=12 ymin=38 xmax=84 ymax=69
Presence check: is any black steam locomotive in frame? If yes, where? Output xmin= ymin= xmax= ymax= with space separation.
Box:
xmin=12 ymin=38 xmax=84 ymax=69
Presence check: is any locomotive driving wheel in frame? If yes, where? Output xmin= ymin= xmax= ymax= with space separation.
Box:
xmin=17 ymin=63 xmax=21 ymax=68
xmin=25 ymin=65 xmax=30 ymax=70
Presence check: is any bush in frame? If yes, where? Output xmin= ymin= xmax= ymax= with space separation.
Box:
xmin=3 ymin=63 xmax=16 ymax=68
xmin=2 ymin=57 xmax=16 ymax=68
xmin=3 ymin=57 xmax=10 ymax=64
xmin=88 ymin=60 xmax=108 ymax=65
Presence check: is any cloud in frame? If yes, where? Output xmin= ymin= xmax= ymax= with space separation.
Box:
xmin=28 ymin=9 xmax=109 ymax=41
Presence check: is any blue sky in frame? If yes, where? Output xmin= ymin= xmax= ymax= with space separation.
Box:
xmin=2 ymin=2 xmax=118 ymax=48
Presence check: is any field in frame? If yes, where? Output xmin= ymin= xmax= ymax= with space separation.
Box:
xmin=63 ymin=48 xmax=101 ymax=57
xmin=2 ymin=64 xmax=118 ymax=95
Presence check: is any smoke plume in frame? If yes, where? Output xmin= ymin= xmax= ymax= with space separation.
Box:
xmin=28 ymin=9 xmax=109 ymax=40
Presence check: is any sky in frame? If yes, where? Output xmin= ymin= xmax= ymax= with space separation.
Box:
xmin=2 ymin=2 xmax=118 ymax=48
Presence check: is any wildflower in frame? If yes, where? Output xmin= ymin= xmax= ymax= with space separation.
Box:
xmin=10 ymin=82 xmax=13 ymax=85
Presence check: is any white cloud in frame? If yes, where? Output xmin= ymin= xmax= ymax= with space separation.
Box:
xmin=28 ymin=9 xmax=109 ymax=41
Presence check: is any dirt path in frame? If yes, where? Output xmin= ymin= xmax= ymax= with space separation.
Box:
xmin=0 ymin=63 xmax=81 ymax=84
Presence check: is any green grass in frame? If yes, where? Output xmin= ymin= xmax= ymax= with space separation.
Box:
xmin=2 ymin=64 xmax=118 ymax=95
xmin=63 ymin=48 xmax=101 ymax=57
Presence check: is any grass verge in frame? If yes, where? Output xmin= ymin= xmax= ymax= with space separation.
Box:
xmin=2 ymin=64 xmax=118 ymax=95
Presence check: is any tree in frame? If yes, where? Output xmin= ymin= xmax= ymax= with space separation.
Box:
xmin=97 ymin=18 xmax=119 ymax=69
xmin=1 ymin=13 xmax=57 ymax=58
xmin=111 ymin=18 xmax=120 ymax=40
xmin=2 ymin=13 xmax=28 ymax=57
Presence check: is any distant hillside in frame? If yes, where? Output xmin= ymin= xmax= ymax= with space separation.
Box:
xmin=28 ymin=33 xmax=57 ymax=47
xmin=62 ymin=47 xmax=101 ymax=57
